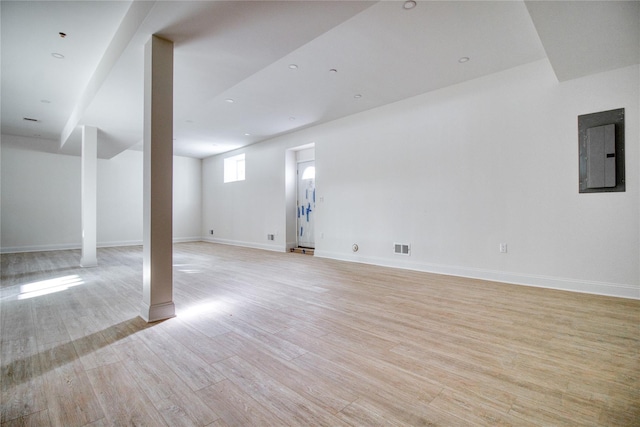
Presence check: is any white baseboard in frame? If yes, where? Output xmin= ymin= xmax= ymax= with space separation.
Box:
xmin=314 ymin=250 xmax=640 ymax=300
xmin=1 ymin=237 xmax=204 ymax=254
xmin=172 ymin=237 xmax=203 ymax=244
xmin=0 ymin=243 xmax=81 ymax=254
xmin=201 ymin=236 xmax=285 ymax=252
xmin=98 ymin=240 xmax=142 ymax=248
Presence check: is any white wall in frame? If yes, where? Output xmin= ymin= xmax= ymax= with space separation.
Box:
xmin=173 ymin=155 xmax=202 ymax=242
xmin=202 ymin=141 xmax=286 ymax=251
xmin=1 ymin=139 xmax=202 ymax=252
xmin=96 ymin=149 xmax=143 ymax=246
xmin=202 ymin=60 xmax=639 ymax=298
xmin=1 ymin=142 xmax=81 ymax=251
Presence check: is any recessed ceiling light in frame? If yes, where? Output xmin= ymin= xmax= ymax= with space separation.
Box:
xmin=458 ymin=56 xmax=470 ymax=63
xmin=40 ymin=99 xmax=51 ymax=104
xmin=354 ymin=94 xmax=362 ymax=99
xmin=225 ymin=98 xmax=234 ymax=103
xmin=58 ymin=32 xmax=67 ymax=38
xmin=51 ymin=52 xmax=64 ymax=59
xmin=185 ymin=119 xmax=194 ymax=123
xmin=244 ymin=133 xmax=251 ymax=136
xmin=288 ymin=64 xmax=298 ymax=70
xmin=329 ymin=69 xmax=338 ymax=73
xmin=403 ymin=1 xmax=417 ymax=10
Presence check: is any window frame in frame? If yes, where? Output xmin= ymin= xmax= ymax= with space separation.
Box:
xmin=223 ymin=153 xmax=246 ymax=183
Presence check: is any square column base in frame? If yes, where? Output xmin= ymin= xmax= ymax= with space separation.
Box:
xmin=140 ymin=301 xmax=176 ymax=323
xmin=80 ymin=257 xmax=97 ymax=268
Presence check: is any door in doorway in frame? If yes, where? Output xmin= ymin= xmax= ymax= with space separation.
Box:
xmin=297 ymin=160 xmax=315 ymax=248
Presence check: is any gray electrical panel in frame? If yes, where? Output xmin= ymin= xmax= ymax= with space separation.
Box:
xmin=586 ymin=124 xmax=615 ymax=189
xmin=579 ymin=108 xmax=625 ymax=193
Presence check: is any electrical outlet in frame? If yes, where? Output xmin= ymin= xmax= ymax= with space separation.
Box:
xmin=499 ymin=243 xmax=508 ymax=253
xmin=209 ymin=229 xmax=214 ymax=235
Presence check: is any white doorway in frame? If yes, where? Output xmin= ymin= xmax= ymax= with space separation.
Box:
xmin=285 ymin=144 xmax=315 ymax=252
xmin=297 ymin=160 xmax=315 ymax=248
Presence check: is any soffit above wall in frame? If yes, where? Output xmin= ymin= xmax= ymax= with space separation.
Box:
xmin=525 ymin=0 xmax=640 ymax=82
xmin=1 ymin=1 xmax=638 ymax=160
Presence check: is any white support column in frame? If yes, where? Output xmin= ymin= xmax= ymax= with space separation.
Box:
xmin=80 ymin=125 xmax=98 ymax=267
xmin=140 ymin=35 xmax=175 ymax=323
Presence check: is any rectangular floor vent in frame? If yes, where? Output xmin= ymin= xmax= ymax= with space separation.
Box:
xmin=394 ymin=243 xmax=410 ymax=255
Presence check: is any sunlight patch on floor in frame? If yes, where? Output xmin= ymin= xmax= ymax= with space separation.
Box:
xmin=18 ymin=274 xmax=84 ymax=300
xmin=177 ymin=299 xmax=232 ymax=319
xmin=173 ymin=263 xmax=203 ymax=274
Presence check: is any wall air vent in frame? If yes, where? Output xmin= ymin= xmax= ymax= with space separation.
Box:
xmin=394 ymin=243 xmax=410 ymax=255
xmin=23 ymin=117 xmax=39 ymax=122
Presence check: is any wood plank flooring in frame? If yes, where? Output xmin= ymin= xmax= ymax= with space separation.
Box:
xmin=1 ymin=242 xmax=638 ymax=426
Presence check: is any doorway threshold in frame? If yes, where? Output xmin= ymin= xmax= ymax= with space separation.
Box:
xmin=290 ymin=247 xmax=314 ymax=256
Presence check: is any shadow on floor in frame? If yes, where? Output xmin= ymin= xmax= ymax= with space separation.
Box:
xmin=1 ymin=317 xmax=160 ymax=387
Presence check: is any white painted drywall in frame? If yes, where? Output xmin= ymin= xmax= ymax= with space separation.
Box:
xmin=96 ymin=149 xmax=143 ymax=246
xmin=201 ymin=60 xmax=639 ymax=298
xmin=173 ymin=155 xmax=202 ymax=241
xmin=202 ymin=141 xmax=287 ymax=251
xmin=1 ymin=142 xmax=81 ymax=250
xmin=0 ymin=139 xmax=202 ymax=252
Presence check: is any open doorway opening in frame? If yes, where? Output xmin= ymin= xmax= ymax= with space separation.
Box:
xmin=297 ymin=160 xmax=315 ymax=249
xmin=285 ymin=144 xmax=315 ymax=255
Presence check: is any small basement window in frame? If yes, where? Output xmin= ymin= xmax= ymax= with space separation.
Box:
xmin=224 ymin=153 xmax=245 ymax=183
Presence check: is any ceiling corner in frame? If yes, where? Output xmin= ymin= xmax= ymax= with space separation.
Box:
xmin=525 ymin=0 xmax=640 ymax=82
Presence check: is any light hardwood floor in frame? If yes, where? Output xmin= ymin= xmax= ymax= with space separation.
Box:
xmin=1 ymin=242 xmax=638 ymax=426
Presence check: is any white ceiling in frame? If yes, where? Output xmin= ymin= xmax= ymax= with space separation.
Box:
xmin=1 ymin=1 xmax=638 ymax=159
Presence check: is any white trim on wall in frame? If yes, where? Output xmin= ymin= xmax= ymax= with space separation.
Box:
xmin=1 ymin=237 xmax=203 ymax=254
xmin=0 ymin=243 xmax=83 ymax=254
xmin=201 ymin=236 xmax=285 ymax=253
xmin=314 ymin=249 xmax=640 ymax=300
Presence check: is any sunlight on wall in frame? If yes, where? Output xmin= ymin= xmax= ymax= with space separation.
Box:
xmin=18 ymin=275 xmax=84 ymax=300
